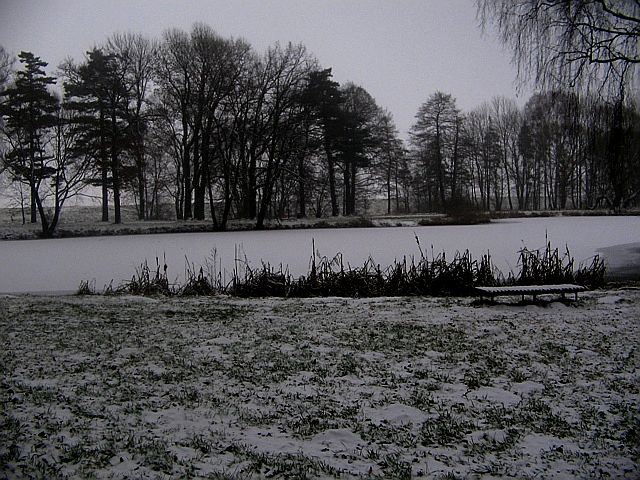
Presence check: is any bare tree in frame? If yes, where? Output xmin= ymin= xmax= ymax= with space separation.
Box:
xmin=0 ymin=45 xmax=14 ymax=90
xmin=410 ymin=92 xmax=462 ymax=209
xmin=154 ymin=28 xmax=194 ymax=220
xmin=106 ymin=32 xmax=157 ymax=220
xmin=373 ymin=109 xmax=405 ymax=214
xmin=255 ymin=42 xmax=314 ymax=229
xmin=155 ymin=24 xmax=251 ymax=223
xmin=0 ymin=46 xmax=14 ymax=186
xmin=477 ymin=0 xmax=639 ymax=97
xmin=465 ymin=104 xmax=502 ymax=211
xmin=491 ymin=96 xmax=522 ymax=209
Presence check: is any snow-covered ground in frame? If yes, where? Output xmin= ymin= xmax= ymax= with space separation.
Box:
xmin=1 ymin=216 xmax=640 ymax=294
xmin=1 ymin=290 xmax=638 ymax=478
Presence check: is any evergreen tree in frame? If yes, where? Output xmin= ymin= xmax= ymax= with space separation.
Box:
xmin=0 ymin=52 xmax=88 ymax=237
xmin=338 ymin=83 xmax=380 ymax=215
xmin=64 ymin=48 xmax=130 ymax=224
xmin=0 ymin=51 xmax=58 ymax=224
xmin=302 ymin=68 xmax=343 ymax=216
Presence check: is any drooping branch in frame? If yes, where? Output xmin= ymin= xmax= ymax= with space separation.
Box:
xmin=477 ymin=0 xmax=639 ymax=98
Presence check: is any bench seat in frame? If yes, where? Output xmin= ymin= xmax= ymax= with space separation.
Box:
xmin=475 ymin=284 xmax=587 ymax=302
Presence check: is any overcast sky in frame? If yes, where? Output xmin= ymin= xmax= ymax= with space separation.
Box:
xmin=0 ymin=0 xmax=530 ymax=138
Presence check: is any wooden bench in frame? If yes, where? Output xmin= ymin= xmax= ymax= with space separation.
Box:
xmin=475 ymin=284 xmax=587 ymax=303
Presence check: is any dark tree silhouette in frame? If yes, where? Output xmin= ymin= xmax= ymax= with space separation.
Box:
xmin=0 ymin=52 xmax=59 ymax=224
xmin=302 ymin=68 xmax=343 ymax=216
xmin=1 ymin=52 xmax=89 ymax=236
xmin=411 ymin=92 xmax=462 ymax=209
xmin=63 ymin=48 xmax=130 ymax=224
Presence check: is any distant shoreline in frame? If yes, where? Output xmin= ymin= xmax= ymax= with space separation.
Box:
xmin=1 ymin=206 xmax=637 ymax=241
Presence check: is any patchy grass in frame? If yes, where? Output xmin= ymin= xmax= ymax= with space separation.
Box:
xmin=1 ymin=290 xmax=638 ymax=478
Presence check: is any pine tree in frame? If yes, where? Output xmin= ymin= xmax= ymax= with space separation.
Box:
xmin=64 ymin=48 xmax=130 ymax=224
xmin=338 ymin=84 xmax=380 ymax=216
xmin=0 ymin=51 xmax=58 ymax=224
xmin=302 ymin=68 xmax=343 ymax=216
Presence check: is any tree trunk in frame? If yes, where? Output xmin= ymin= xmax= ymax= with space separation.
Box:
xmin=192 ymin=127 xmax=205 ymax=220
xmin=137 ymin=166 xmax=146 ymax=221
xmin=111 ymin=109 xmax=121 ymax=225
xmin=451 ymin=120 xmax=460 ymax=203
xmin=435 ymin=123 xmax=446 ymax=207
xmin=182 ymin=114 xmax=192 ymax=220
xmin=136 ymin=142 xmax=146 ymax=221
xmin=343 ymin=161 xmax=351 ymax=215
xmin=327 ymin=149 xmax=338 ymax=216
xmin=387 ymin=162 xmax=392 ymax=214
xmin=99 ymin=110 xmax=109 ymax=222
xmin=30 ymin=184 xmax=37 ymax=223
xmin=101 ymin=166 xmax=109 ymax=222
xmin=297 ymin=154 xmax=306 ymax=217
xmin=247 ymin=153 xmax=257 ymax=219
xmin=350 ymin=163 xmax=357 ymax=215
xmin=206 ymin=165 xmax=219 ymax=229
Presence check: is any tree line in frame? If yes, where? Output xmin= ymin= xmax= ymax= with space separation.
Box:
xmin=0 ymin=19 xmax=638 ymax=237
xmin=0 ymin=27 xmax=406 ymax=235
xmin=408 ymin=89 xmax=639 ymax=214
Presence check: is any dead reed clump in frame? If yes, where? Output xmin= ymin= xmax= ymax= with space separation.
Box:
xmin=574 ymin=255 xmax=607 ymax=288
xmin=82 ymin=239 xmax=607 ymax=298
xmin=179 ymin=266 xmax=218 ymax=296
xmin=516 ymin=242 xmax=606 ymax=288
xmin=118 ymin=256 xmax=173 ymax=296
xmin=76 ymin=279 xmax=96 ymax=295
xmin=229 ymin=264 xmax=293 ymax=297
xmin=228 ymin=249 xmax=486 ymax=298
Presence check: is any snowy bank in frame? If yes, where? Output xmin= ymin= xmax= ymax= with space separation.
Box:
xmin=1 ymin=289 xmax=638 ymax=478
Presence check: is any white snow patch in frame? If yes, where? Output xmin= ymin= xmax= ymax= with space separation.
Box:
xmin=511 ymin=381 xmax=546 ymax=396
xmin=364 ymin=402 xmax=430 ymax=426
xmin=467 ymin=386 xmax=521 ymax=406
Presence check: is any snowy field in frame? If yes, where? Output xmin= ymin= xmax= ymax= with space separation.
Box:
xmin=1 ymin=290 xmax=639 ymax=478
xmin=1 ymin=216 xmax=640 ymax=294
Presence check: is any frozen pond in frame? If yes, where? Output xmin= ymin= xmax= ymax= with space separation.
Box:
xmin=1 ymin=216 xmax=639 ymax=294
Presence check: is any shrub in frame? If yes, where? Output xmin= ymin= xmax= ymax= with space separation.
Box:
xmin=345 ymin=216 xmax=374 ymax=228
xmin=445 ymin=198 xmax=491 ymax=225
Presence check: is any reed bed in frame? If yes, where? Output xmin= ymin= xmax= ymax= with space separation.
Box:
xmin=516 ymin=242 xmax=606 ymax=288
xmin=79 ymin=237 xmax=606 ymax=298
